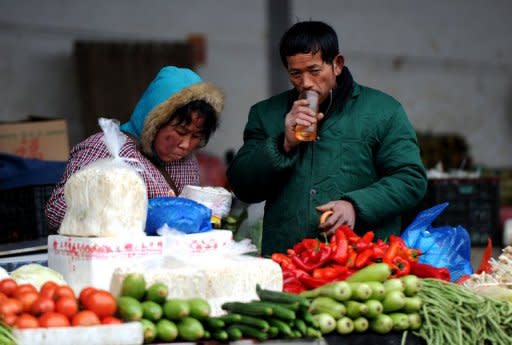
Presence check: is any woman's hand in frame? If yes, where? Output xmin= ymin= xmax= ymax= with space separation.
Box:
xmin=317 ymin=200 xmax=356 ymax=236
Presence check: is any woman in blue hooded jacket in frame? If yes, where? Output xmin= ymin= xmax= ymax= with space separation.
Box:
xmin=45 ymin=66 xmax=224 ymax=231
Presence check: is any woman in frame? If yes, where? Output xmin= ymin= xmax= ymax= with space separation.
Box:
xmin=45 ymin=66 xmax=224 ymax=232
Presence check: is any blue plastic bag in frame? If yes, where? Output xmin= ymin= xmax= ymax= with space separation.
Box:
xmin=401 ymin=202 xmax=473 ymax=282
xmin=145 ymin=196 xmax=212 ymax=235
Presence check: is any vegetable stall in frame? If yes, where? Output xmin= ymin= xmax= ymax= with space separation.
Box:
xmin=1 ymin=221 xmax=511 ymax=345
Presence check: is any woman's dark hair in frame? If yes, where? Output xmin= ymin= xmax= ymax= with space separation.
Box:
xmin=279 ymin=21 xmax=339 ymax=68
xmin=166 ymin=99 xmax=219 ymax=147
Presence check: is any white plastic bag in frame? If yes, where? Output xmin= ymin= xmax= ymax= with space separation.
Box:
xmin=59 ymin=118 xmax=148 ymax=237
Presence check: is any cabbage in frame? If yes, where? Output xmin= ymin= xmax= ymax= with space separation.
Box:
xmin=10 ymin=264 xmax=66 ymax=290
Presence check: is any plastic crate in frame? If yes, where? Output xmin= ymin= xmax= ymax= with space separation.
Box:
xmin=404 ymin=177 xmax=500 ymax=246
xmin=0 ymin=184 xmax=55 ymax=244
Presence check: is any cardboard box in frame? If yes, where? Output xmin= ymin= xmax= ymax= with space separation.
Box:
xmin=47 ymin=235 xmax=164 ymax=294
xmin=0 ymin=119 xmax=69 ymax=161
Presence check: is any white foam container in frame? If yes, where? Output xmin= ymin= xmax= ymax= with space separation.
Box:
xmin=13 ymin=322 xmax=143 ymax=345
xmin=47 ymin=235 xmax=163 ymax=294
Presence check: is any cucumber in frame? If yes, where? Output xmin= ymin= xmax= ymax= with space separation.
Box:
xmin=266 ymin=318 xmax=293 ymax=337
xmin=212 ymin=329 xmax=229 ymax=341
xmin=267 ymin=326 xmax=279 ymax=338
xmin=204 ymin=317 xmax=225 ymax=329
xmin=238 ymin=315 xmax=270 ymax=331
xmin=293 ymin=318 xmax=307 ymax=335
xmin=300 ymin=309 xmax=318 ymax=327
xmin=230 ymin=324 xmax=268 ymax=341
xmin=346 ymin=263 xmax=391 ymax=282
xmin=221 ymin=302 xmax=273 ymax=317
xmin=305 ymin=326 xmax=322 ymax=338
xmin=226 ymin=326 xmax=243 ymax=340
xmin=256 ymin=284 xmax=310 ymax=307
xmin=253 ymin=302 xmax=296 ymax=320
xmin=215 ymin=313 xmax=242 ymax=324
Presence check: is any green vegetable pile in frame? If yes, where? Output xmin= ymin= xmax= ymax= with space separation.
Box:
xmin=118 ymin=273 xmax=213 ymax=343
xmin=218 ymin=284 xmax=323 ymax=341
xmin=415 ymin=278 xmax=512 ymax=345
xmin=118 ymin=273 xmax=322 ymax=343
xmin=299 ymin=263 xmax=422 ymax=337
xmin=0 ymin=322 xmax=16 ymax=345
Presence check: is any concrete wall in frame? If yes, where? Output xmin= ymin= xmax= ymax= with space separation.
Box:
xmin=1 ymin=0 xmax=511 ymax=167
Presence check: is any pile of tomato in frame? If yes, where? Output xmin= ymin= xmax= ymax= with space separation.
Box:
xmin=0 ymin=278 xmax=120 ymax=329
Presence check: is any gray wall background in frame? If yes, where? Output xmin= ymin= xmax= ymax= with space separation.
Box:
xmin=0 ymin=0 xmax=511 ymax=167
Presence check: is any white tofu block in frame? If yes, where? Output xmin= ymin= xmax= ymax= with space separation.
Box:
xmin=110 ymin=255 xmax=283 ymax=316
xmin=47 ymin=235 xmax=163 ymax=294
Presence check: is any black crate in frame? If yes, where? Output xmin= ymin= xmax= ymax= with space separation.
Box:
xmin=0 ymin=184 xmax=55 ymax=244
xmin=403 ymin=177 xmax=500 ymax=246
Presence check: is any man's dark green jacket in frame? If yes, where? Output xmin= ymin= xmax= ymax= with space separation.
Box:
xmin=227 ymin=81 xmax=427 ymax=256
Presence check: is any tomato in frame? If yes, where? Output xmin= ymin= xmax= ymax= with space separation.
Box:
xmin=101 ymin=316 xmax=122 ymax=324
xmin=2 ymin=313 xmax=18 ymax=326
xmin=0 ymin=292 xmax=7 ymax=301
xmin=78 ymin=286 xmax=96 ymax=307
xmin=0 ymin=278 xmax=18 ymax=297
xmin=14 ymin=284 xmax=38 ymax=298
xmin=55 ymin=296 xmax=78 ymax=318
xmin=72 ymin=310 xmax=100 ymax=326
xmin=53 ymin=285 xmax=75 ymax=301
xmin=39 ymin=281 xmax=59 ymax=300
xmin=0 ymin=298 xmax=23 ymax=316
xmin=38 ymin=311 xmax=70 ymax=327
xmin=83 ymin=290 xmax=116 ymax=318
xmin=17 ymin=291 xmax=39 ymax=313
xmin=31 ymin=296 xmax=55 ymax=317
xmin=14 ymin=313 xmax=39 ymax=328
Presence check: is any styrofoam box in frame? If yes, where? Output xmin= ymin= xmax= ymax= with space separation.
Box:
xmin=47 ymin=235 xmax=163 ymax=294
xmin=13 ymin=322 xmax=143 ymax=345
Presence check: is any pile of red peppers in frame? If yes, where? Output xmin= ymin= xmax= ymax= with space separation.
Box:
xmin=272 ymin=225 xmax=451 ymax=294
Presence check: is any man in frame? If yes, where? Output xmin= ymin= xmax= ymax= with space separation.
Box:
xmin=227 ymin=21 xmax=427 ymax=256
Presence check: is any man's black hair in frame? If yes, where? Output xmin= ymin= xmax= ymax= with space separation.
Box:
xmin=279 ymin=21 xmax=339 ymax=68
xmin=167 ymin=100 xmax=219 ymax=147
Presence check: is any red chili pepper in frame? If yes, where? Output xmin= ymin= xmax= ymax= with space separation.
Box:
xmin=336 ymin=225 xmax=360 ymax=243
xmin=346 ymin=247 xmax=357 ymax=268
xmin=272 ymin=253 xmax=292 ymax=266
xmin=355 ymin=248 xmax=374 ymax=269
xmin=330 ymin=265 xmax=354 ymax=280
xmin=331 ymin=231 xmax=348 ymax=265
xmin=371 ymin=245 xmax=387 ymax=262
xmin=353 ymin=231 xmax=375 ymax=253
xmin=388 ymin=256 xmax=411 ymax=278
xmin=410 ymin=262 xmax=451 ymax=281
xmin=383 ymin=240 xmax=403 ymax=263
xmin=400 ymin=248 xmax=421 ymax=262
xmin=298 ymin=274 xmax=333 ymax=289
xmin=476 ymin=238 xmax=493 ymax=274
xmin=291 ymin=246 xmax=332 ymax=273
xmin=312 ymin=267 xmax=339 ymax=280
xmin=283 ymin=281 xmax=306 ymax=294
